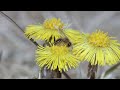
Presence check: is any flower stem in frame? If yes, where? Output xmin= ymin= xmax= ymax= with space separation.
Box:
xmin=87 ymin=63 xmax=98 ymax=79
xmin=41 ymin=67 xmax=61 ymax=79
xmin=55 ymin=68 xmax=62 ymax=78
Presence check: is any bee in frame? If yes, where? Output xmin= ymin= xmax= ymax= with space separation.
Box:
xmin=54 ymin=38 xmax=72 ymax=47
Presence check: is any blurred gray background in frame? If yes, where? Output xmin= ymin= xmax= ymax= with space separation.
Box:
xmin=0 ymin=11 xmax=120 ymax=79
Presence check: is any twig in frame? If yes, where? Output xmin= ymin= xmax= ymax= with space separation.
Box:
xmin=62 ymin=71 xmax=71 ymax=79
xmin=0 ymin=11 xmax=39 ymax=46
xmin=0 ymin=11 xmax=24 ymax=32
xmin=0 ymin=11 xmax=71 ymax=79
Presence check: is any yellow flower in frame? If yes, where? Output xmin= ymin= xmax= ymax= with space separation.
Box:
xmin=24 ymin=18 xmax=81 ymax=44
xmin=63 ymin=29 xmax=82 ymax=45
xmin=36 ymin=45 xmax=79 ymax=72
xmin=73 ymin=30 xmax=120 ymax=66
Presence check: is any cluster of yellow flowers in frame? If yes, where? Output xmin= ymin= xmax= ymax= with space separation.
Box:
xmin=25 ymin=18 xmax=120 ymax=72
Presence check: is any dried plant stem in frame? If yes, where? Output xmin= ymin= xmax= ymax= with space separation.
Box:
xmin=87 ymin=63 xmax=98 ymax=79
xmin=62 ymin=71 xmax=71 ymax=79
xmin=0 ymin=11 xmax=70 ymax=79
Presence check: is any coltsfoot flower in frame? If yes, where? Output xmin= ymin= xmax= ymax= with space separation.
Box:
xmin=73 ymin=30 xmax=120 ymax=66
xmin=36 ymin=45 xmax=79 ymax=72
xmin=25 ymin=18 xmax=81 ymax=44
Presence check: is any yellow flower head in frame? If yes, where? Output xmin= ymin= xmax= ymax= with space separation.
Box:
xmin=24 ymin=18 xmax=82 ymax=44
xmin=43 ymin=18 xmax=64 ymax=30
xmin=73 ymin=30 xmax=120 ymax=66
xmin=36 ymin=45 xmax=79 ymax=72
xmin=88 ymin=30 xmax=110 ymax=47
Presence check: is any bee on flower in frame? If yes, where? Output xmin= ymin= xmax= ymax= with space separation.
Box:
xmin=24 ymin=18 xmax=82 ymax=44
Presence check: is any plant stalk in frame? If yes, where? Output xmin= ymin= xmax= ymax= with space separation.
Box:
xmin=87 ymin=63 xmax=98 ymax=79
xmin=41 ymin=67 xmax=61 ymax=79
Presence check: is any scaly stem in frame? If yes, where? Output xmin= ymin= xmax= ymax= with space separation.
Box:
xmin=87 ymin=63 xmax=98 ymax=79
xmin=54 ymin=68 xmax=62 ymax=78
xmin=41 ymin=67 xmax=61 ymax=79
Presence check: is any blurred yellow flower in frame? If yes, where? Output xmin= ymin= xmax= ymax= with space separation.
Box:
xmin=25 ymin=18 xmax=81 ymax=44
xmin=36 ymin=45 xmax=79 ymax=72
xmin=73 ymin=30 xmax=120 ymax=66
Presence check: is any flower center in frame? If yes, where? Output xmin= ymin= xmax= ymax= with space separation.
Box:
xmin=43 ymin=18 xmax=65 ymax=30
xmin=51 ymin=46 xmax=69 ymax=55
xmin=88 ymin=30 xmax=110 ymax=47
